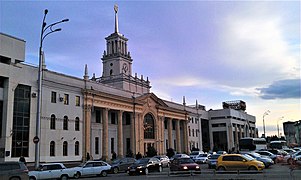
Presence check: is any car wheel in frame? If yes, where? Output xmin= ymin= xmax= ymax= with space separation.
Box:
xmin=101 ymin=171 xmax=108 ymax=177
xmin=158 ymin=166 xmax=163 ymax=172
xmin=60 ymin=175 xmax=68 ymax=180
xmin=9 ymin=177 xmax=21 ymax=180
xmin=113 ymin=167 xmax=119 ymax=174
xmin=217 ymin=166 xmax=225 ymax=171
xmin=29 ymin=177 xmax=36 ymax=180
xmin=144 ymin=168 xmax=149 ymax=175
xmin=248 ymin=166 xmax=257 ymax=171
xmin=74 ymin=172 xmax=81 ymax=179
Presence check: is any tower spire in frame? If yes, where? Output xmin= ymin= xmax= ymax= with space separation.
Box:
xmin=114 ymin=4 xmax=119 ymax=33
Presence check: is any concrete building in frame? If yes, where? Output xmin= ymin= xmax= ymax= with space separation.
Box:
xmin=0 ymin=6 xmax=257 ymax=163
xmin=283 ymin=121 xmax=297 ymax=145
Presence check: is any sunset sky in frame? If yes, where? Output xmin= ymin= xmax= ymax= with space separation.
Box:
xmin=1 ymin=0 xmax=300 ymax=136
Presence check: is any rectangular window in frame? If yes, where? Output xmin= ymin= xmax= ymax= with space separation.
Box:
xmin=95 ymin=137 xmax=99 ymax=154
xmin=51 ymin=91 xmax=56 ymax=103
xmin=164 ymin=120 xmax=167 ymax=129
xmin=172 ymin=121 xmax=175 ymax=130
xmin=96 ymin=109 xmax=101 ymax=123
xmin=174 ymin=140 xmax=176 ymax=150
xmin=188 ymin=127 xmax=191 ymax=136
xmin=166 ymin=140 xmax=169 ymax=149
xmin=192 ymin=129 xmax=194 ymax=137
xmin=125 ymin=113 xmax=131 ymax=125
xmin=64 ymin=94 xmax=69 ymax=105
xmin=111 ymin=112 xmax=116 ymax=124
xmin=75 ymin=96 xmax=80 ymax=106
xmin=111 ymin=138 xmax=115 ymax=153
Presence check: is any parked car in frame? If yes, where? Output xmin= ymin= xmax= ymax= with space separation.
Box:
xmin=266 ymin=149 xmax=285 ymax=163
xmin=110 ymin=157 xmax=136 ymax=174
xmin=0 ymin=161 xmax=29 ymax=180
xmin=189 ymin=151 xmax=204 ymax=159
xmin=256 ymin=150 xmax=278 ymax=163
xmin=194 ymin=153 xmax=209 ymax=164
xmin=153 ymin=155 xmax=170 ymax=167
xmin=29 ymin=163 xmax=76 ymax=180
xmin=243 ymin=153 xmax=274 ymax=168
xmin=127 ymin=157 xmax=162 ymax=175
xmin=216 ymin=151 xmax=227 ymax=155
xmin=216 ymin=154 xmax=265 ymax=171
xmin=170 ymin=154 xmax=190 ymax=161
xmin=170 ymin=158 xmax=200 ymax=172
xmin=283 ymin=148 xmax=296 ymax=154
xmin=70 ymin=161 xmax=111 ymax=178
xmin=207 ymin=154 xmax=221 ymax=169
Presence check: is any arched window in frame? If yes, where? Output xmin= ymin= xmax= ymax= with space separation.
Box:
xmin=75 ymin=117 xmax=80 ymax=131
xmin=75 ymin=141 xmax=79 ymax=156
xmin=50 ymin=114 xmax=56 ymax=129
xmin=144 ymin=113 xmax=155 ymax=139
xmin=110 ymin=69 xmax=113 ymax=76
xmin=63 ymin=141 xmax=68 ymax=156
xmin=63 ymin=116 xmax=68 ymax=130
xmin=50 ymin=141 xmax=55 ymax=156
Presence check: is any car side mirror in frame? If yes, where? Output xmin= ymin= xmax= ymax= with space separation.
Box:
xmin=243 ymin=159 xmax=247 ymax=162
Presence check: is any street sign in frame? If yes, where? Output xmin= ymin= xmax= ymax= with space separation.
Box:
xmin=33 ymin=136 xmax=39 ymax=144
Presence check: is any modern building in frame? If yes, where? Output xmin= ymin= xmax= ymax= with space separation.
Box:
xmin=0 ymin=6 xmax=257 ymax=163
xmin=283 ymin=121 xmax=297 ymax=146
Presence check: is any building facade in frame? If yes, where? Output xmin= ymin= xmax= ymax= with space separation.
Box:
xmin=0 ymin=6 xmax=257 ymax=163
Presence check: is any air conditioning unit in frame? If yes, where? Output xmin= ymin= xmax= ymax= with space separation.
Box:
xmin=32 ymin=92 xmax=37 ymax=98
xmin=59 ymin=97 xmax=64 ymax=102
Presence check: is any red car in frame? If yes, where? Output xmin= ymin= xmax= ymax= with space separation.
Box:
xmin=170 ymin=158 xmax=200 ymax=172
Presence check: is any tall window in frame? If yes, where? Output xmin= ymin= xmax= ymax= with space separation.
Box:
xmin=95 ymin=137 xmax=99 ymax=154
xmin=188 ymin=127 xmax=191 ymax=136
xmin=111 ymin=138 xmax=115 ymax=153
xmin=95 ymin=109 xmax=101 ymax=123
xmin=111 ymin=112 xmax=116 ymax=124
xmin=64 ymin=94 xmax=69 ymax=105
xmin=75 ymin=96 xmax=80 ymax=106
xmin=11 ymin=84 xmax=30 ymax=157
xmin=144 ymin=113 xmax=154 ymax=139
xmin=192 ymin=129 xmax=195 ymax=137
xmin=75 ymin=141 xmax=79 ymax=156
xmin=75 ymin=117 xmax=80 ymax=131
xmin=125 ymin=113 xmax=131 ymax=125
xmin=51 ymin=91 xmax=56 ymax=103
xmin=50 ymin=141 xmax=55 ymax=156
xmin=50 ymin=114 xmax=56 ymax=129
xmin=63 ymin=141 xmax=68 ymax=156
xmin=63 ymin=116 xmax=68 ymax=130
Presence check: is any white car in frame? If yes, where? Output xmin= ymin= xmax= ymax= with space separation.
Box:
xmin=194 ymin=153 xmax=209 ymax=164
xmin=29 ymin=163 xmax=76 ymax=180
xmin=70 ymin=161 xmax=111 ymax=178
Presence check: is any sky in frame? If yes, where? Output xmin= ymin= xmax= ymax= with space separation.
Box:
xmin=1 ymin=0 xmax=300 ymax=137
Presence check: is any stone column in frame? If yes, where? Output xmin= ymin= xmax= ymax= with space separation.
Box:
xmin=175 ymin=120 xmax=181 ymax=152
xmin=102 ymin=108 xmax=109 ymax=161
xmin=183 ymin=120 xmax=188 ymax=153
xmin=161 ymin=117 xmax=165 ymax=154
xmin=239 ymin=125 xmax=243 ymax=139
xmin=235 ymin=124 xmax=238 ymax=151
xmin=84 ymin=105 xmax=92 ymax=161
xmin=227 ymin=122 xmax=233 ymax=151
xmin=131 ymin=112 xmax=136 ymax=155
xmin=117 ymin=110 xmax=123 ymax=158
xmin=168 ymin=118 xmax=173 ymax=149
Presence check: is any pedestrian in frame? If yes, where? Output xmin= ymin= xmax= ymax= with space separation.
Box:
xmin=19 ymin=156 xmax=26 ymax=165
xmin=111 ymin=151 xmax=117 ymax=160
xmin=136 ymin=152 xmax=142 ymax=160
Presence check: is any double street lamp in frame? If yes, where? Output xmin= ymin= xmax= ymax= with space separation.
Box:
xmin=35 ymin=9 xmax=68 ymax=170
xmin=277 ymin=116 xmax=284 ymax=138
xmin=262 ymin=110 xmax=270 ymax=138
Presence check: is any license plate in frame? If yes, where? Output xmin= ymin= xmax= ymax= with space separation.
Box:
xmin=130 ymin=169 xmax=136 ymax=172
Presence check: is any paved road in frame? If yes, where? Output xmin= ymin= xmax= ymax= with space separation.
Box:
xmin=80 ymin=163 xmax=301 ymax=180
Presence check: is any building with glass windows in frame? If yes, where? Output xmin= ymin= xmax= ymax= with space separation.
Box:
xmin=0 ymin=6 xmax=257 ymax=163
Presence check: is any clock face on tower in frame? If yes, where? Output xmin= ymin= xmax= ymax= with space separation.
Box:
xmin=122 ymin=63 xmax=128 ymax=74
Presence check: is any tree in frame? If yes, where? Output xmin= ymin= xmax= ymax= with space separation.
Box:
xmin=146 ymin=146 xmax=157 ymax=157
xmin=166 ymin=148 xmax=175 ymax=158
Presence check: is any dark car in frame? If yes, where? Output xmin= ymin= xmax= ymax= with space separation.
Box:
xmin=127 ymin=157 xmax=162 ymax=175
xmin=111 ymin=157 xmax=137 ymax=174
xmin=0 ymin=161 xmax=29 ymax=180
xmin=170 ymin=158 xmax=200 ymax=172
xmin=207 ymin=154 xmax=221 ymax=169
xmin=244 ymin=153 xmax=274 ymax=168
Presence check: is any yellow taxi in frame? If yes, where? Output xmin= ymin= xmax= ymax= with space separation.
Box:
xmin=216 ymin=154 xmax=265 ymax=171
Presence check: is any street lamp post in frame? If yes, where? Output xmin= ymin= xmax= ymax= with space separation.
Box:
xmin=35 ymin=9 xmax=68 ymax=170
xmin=262 ymin=110 xmax=270 ymax=138
xmin=277 ymin=116 xmax=284 ymax=138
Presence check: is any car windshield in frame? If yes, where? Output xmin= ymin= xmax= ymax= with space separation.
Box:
xmin=190 ymin=152 xmax=200 ymax=155
xmin=135 ymin=158 xmax=149 ymax=164
xmin=242 ymin=154 xmax=254 ymax=161
xmin=198 ymin=154 xmax=208 ymax=157
xmin=78 ymin=162 xmax=86 ymax=167
xmin=209 ymin=155 xmax=220 ymax=159
xmin=250 ymin=153 xmax=261 ymax=158
xmin=179 ymin=158 xmax=194 ymax=164
xmin=112 ymin=159 xmax=121 ymax=164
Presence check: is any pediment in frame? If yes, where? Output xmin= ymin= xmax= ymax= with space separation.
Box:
xmin=136 ymin=93 xmax=168 ymax=108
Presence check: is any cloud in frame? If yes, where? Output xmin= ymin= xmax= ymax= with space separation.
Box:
xmin=257 ymin=79 xmax=301 ymax=99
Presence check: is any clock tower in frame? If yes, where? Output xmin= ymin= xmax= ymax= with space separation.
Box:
xmin=100 ymin=5 xmax=151 ymax=94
